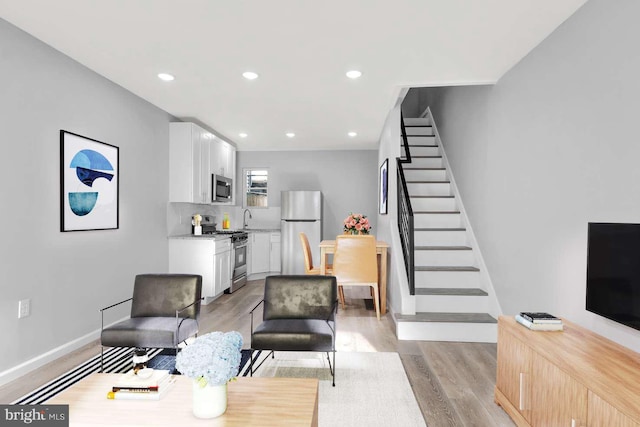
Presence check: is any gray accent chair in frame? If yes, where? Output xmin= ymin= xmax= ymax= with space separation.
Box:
xmin=100 ymin=274 xmax=203 ymax=371
xmin=249 ymin=275 xmax=338 ymax=386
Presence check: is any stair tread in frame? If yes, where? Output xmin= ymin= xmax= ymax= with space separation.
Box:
xmin=414 ymin=211 xmax=461 ymax=214
xmin=416 ymin=266 xmax=480 ymax=272
xmin=407 ymin=180 xmax=450 ymax=183
xmin=415 ymin=288 xmax=488 ymax=296
xmin=415 ymin=246 xmax=472 ymax=250
xmin=411 ymin=156 xmax=442 ymax=158
xmin=395 ymin=312 xmax=496 ymax=323
xmin=410 ymin=195 xmax=454 ymax=198
xmin=404 ymin=125 xmax=433 ymax=128
xmin=406 ymin=144 xmax=438 ymax=147
xmin=415 ymin=227 xmax=466 ymax=231
xmin=402 ymin=134 xmax=435 ymax=137
xmin=404 ymin=168 xmax=446 ymax=171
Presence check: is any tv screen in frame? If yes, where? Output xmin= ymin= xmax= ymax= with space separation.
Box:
xmin=586 ymin=222 xmax=640 ymax=331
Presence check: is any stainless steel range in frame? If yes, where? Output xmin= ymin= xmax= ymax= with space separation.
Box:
xmin=218 ymin=230 xmax=248 ymax=293
xmin=199 ymin=216 xmax=248 ymax=293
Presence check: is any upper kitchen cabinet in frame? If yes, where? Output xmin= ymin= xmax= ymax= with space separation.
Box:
xmin=210 ymin=139 xmax=235 ymax=179
xmin=170 ymin=122 xmax=236 ymax=204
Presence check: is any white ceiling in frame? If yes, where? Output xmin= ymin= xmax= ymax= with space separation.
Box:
xmin=0 ymin=0 xmax=586 ymax=151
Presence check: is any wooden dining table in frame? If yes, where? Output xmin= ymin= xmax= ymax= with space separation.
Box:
xmin=319 ymin=239 xmax=390 ymax=314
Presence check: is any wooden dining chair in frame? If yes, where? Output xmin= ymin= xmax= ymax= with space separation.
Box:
xmin=332 ymin=235 xmax=380 ymax=320
xmin=300 ymin=232 xmax=343 ymax=303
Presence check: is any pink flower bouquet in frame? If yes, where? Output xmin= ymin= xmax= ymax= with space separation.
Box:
xmin=343 ymin=213 xmax=371 ymax=235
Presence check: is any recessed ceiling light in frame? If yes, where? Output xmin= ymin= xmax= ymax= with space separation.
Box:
xmin=157 ymin=73 xmax=175 ymax=81
xmin=346 ymin=70 xmax=362 ymax=79
xmin=286 ymin=132 xmax=295 ymax=138
xmin=242 ymin=71 xmax=259 ymax=80
xmin=239 ymin=133 xmax=248 ymax=138
xmin=348 ymin=131 xmax=358 ymax=137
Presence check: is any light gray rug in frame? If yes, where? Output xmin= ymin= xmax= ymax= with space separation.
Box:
xmin=243 ymin=351 xmax=426 ymax=427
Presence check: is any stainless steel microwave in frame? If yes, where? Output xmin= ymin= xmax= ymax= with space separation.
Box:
xmin=212 ymin=174 xmax=232 ymax=202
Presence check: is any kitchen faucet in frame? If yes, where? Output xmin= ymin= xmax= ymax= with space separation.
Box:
xmin=243 ymin=209 xmax=252 ymax=229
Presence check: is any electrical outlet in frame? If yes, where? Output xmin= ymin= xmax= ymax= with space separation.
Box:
xmin=18 ymin=299 xmax=30 ymax=318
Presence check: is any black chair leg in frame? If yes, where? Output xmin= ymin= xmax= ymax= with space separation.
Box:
xmin=326 ymin=351 xmax=336 ymax=387
xmin=250 ymin=349 xmax=253 ymax=377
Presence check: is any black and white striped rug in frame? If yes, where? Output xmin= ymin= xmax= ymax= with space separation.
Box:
xmin=13 ymin=348 xmax=256 ymax=405
xmin=12 ymin=347 xmax=164 ymax=405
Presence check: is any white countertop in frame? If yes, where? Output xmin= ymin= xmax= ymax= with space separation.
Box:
xmin=168 ymin=234 xmax=231 ymax=241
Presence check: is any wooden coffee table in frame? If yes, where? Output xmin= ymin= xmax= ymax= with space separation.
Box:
xmin=46 ymin=374 xmax=318 ymax=426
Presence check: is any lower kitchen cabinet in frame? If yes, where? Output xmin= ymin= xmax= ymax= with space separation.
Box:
xmin=248 ymin=231 xmax=281 ymax=276
xmin=169 ymin=237 xmax=231 ymax=302
xmin=269 ymin=232 xmax=281 ymax=272
xmin=495 ymin=316 xmax=640 ymax=427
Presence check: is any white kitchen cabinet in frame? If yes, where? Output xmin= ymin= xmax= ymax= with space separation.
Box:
xmin=170 ymin=122 xmax=236 ymax=204
xmin=168 ymin=237 xmax=231 ymax=303
xmin=213 ymin=238 xmax=231 ymax=295
xmin=210 ymin=139 xmax=235 ymax=179
xmin=250 ymin=232 xmax=271 ymax=274
xmin=269 ymin=232 xmax=281 ymax=272
xmin=169 ymin=122 xmax=212 ymax=203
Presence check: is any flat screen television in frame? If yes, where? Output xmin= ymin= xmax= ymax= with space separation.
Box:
xmin=586 ymin=222 xmax=640 ymax=331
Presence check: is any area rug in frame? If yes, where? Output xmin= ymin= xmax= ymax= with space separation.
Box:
xmin=12 ymin=347 xmax=166 ymax=404
xmin=240 ymin=351 xmax=427 ymax=427
xmin=15 ymin=349 xmax=427 ymax=427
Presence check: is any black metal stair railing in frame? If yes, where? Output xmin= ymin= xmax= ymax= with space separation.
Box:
xmin=397 ymin=112 xmax=415 ymax=295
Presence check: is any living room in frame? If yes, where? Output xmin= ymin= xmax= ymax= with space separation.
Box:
xmin=3 ymin=1 xmax=640 ymax=425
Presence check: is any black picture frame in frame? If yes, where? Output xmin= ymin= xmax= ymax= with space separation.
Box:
xmin=60 ymin=130 xmax=119 ymax=231
xmin=379 ymin=158 xmax=388 ymax=215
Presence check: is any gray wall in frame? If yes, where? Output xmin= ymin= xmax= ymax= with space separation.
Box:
xmin=236 ymin=151 xmax=379 ymax=239
xmin=0 ymin=19 xmax=173 ymax=374
xmin=421 ymin=0 xmax=640 ymax=351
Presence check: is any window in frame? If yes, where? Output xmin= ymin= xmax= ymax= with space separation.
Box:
xmin=244 ymin=169 xmax=268 ymax=207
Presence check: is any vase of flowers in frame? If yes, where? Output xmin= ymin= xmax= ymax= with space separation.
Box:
xmin=343 ymin=213 xmax=372 ymax=235
xmin=175 ymin=331 xmax=243 ymax=419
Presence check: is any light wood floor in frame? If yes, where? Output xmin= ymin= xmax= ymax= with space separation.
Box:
xmin=0 ymin=279 xmax=514 ymax=426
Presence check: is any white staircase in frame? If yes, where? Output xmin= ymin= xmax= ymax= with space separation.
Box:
xmin=395 ymin=115 xmax=498 ymax=343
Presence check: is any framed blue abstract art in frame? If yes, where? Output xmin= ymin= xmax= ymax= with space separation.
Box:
xmin=379 ymin=158 xmax=388 ymax=215
xmin=60 ymin=130 xmax=119 ymax=232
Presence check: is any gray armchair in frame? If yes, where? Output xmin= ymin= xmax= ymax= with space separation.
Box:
xmin=249 ymin=275 xmax=338 ymax=386
xmin=100 ymin=274 xmax=203 ymax=371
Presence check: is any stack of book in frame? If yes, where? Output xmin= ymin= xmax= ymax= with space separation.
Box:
xmin=107 ymin=369 xmax=175 ymax=400
xmin=515 ymin=312 xmax=563 ymax=331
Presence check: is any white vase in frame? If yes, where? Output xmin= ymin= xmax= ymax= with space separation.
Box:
xmin=191 ymin=381 xmax=227 ymax=419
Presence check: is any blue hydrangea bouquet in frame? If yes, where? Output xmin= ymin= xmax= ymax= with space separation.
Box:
xmin=175 ymin=331 xmax=243 ymax=387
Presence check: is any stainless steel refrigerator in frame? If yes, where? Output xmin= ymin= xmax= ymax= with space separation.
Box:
xmin=281 ymin=191 xmax=322 ymax=275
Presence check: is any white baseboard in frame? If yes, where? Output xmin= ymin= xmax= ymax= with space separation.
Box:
xmin=0 ymin=315 xmax=131 ymax=387
xmin=0 ymin=329 xmax=101 ymax=387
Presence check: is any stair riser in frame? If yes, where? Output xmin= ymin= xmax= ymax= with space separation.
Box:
xmin=404 ymin=127 xmax=434 ymax=136
xmin=415 ymin=295 xmax=489 ymax=313
xmin=396 ymin=321 xmax=497 ymax=342
xmin=406 ymin=157 xmax=443 ymax=168
xmin=407 ymin=182 xmax=451 ymax=196
xmin=403 ymin=146 xmax=439 ymax=157
xmin=414 ymin=249 xmax=475 ymax=266
xmin=413 ymin=213 xmax=461 ymax=228
xmin=403 ymin=169 xmax=447 ymax=181
xmin=410 ymin=197 xmax=456 ymax=211
xmin=404 ymin=118 xmax=431 ymax=126
xmin=415 ymin=270 xmax=480 ymax=288
xmin=406 ymin=135 xmax=436 ymax=145
xmin=414 ymin=230 xmax=468 ymax=246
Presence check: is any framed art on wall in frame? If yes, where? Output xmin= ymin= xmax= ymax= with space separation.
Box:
xmin=379 ymin=158 xmax=388 ymax=215
xmin=60 ymin=130 xmax=119 ymax=231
